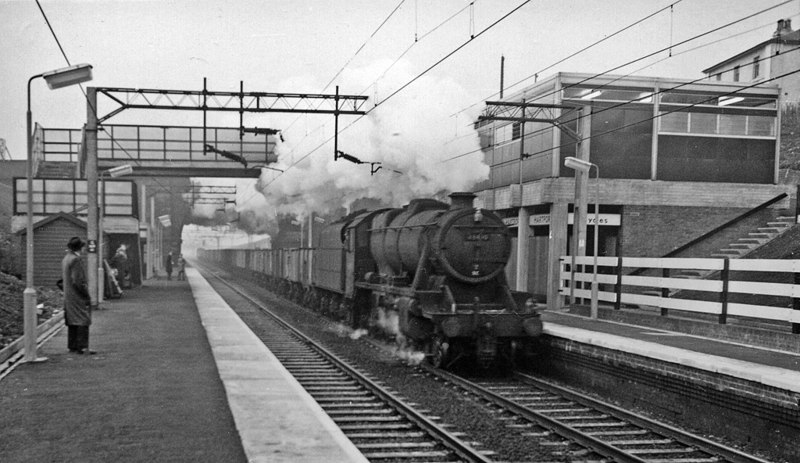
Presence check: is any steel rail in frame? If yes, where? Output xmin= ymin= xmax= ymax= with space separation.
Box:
xmin=200 ymin=264 xmax=493 ymax=463
xmin=423 ymin=364 xmax=650 ymax=463
xmin=514 ymin=372 xmax=774 ymax=463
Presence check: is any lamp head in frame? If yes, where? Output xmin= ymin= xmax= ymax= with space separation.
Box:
xmin=564 ymin=156 xmax=593 ymax=173
xmin=106 ymin=164 xmax=133 ymax=178
xmin=42 ymin=63 xmax=93 ymax=90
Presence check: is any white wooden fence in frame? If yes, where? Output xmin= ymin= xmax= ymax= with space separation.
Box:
xmin=559 ymin=256 xmax=800 ymax=332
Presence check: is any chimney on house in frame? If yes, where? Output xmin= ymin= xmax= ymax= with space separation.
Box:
xmin=774 ymin=18 xmax=793 ymax=37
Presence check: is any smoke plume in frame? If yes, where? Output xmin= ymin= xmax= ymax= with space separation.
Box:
xmin=252 ymin=59 xmax=488 ymax=220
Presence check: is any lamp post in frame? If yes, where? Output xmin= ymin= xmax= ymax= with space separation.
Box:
xmin=564 ymin=156 xmax=600 ymax=319
xmin=98 ymin=164 xmax=133 ymax=302
xmin=24 ymin=63 xmax=93 ymax=363
xmin=291 ymin=219 xmax=304 ymax=248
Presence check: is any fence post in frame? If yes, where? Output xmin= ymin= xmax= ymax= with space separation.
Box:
xmin=614 ymin=257 xmax=622 ymax=310
xmin=660 ymin=267 xmax=670 ymax=317
xmin=793 ymin=272 xmax=800 ymax=334
xmin=719 ymin=258 xmax=730 ymax=325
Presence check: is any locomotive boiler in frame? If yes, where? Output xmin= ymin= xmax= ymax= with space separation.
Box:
xmin=355 ymin=192 xmax=542 ymax=368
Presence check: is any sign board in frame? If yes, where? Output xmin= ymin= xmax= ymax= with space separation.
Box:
xmin=87 ymin=239 xmax=97 ymax=253
xmin=503 ymin=213 xmax=620 ymax=227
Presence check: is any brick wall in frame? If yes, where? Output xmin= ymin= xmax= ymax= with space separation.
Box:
xmin=539 ymin=336 xmax=800 ymax=461
xmin=620 ymin=205 xmax=784 ymax=258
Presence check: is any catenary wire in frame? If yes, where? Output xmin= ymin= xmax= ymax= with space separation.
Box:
xmin=455 ymin=0 xmax=793 ymax=129
xmin=257 ymin=0 xmax=533 ymax=194
xmin=440 ymin=13 xmax=800 ymax=152
xmin=440 ymin=7 xmax=799 ymax=161
xmin=278 ymin=0 xmax=409 ymax=148
xmin=449 ymin=0 xmax=683 ymax=119
xmin=471 ymin=62 xmax=800 ymax=166
xmin=33 ymin=0 xmax=192 ymax=201
xmin=279 ymin=1 xmax=476 ymax=164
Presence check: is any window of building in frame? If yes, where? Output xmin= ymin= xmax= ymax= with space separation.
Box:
xmin=662 ymin=91 xmax=776 ymax=109
xmin=733 ymin=66 xmax=740 ymax=82
xmin=512 ymin=122 xmax=521 ymax=140
xmin=689 ymin=113 xmax=717 ymax=134
xmin=719 ymin=114 xmax=747 ymax=135
xmin=753 ymin=56 xmax=760 ymax=79
xmin=46 ymin=179 xmax=77 ymax=214
xmin=14 ymin=178 xmax=135 ymax=216
xmin=661 ymin=92 xmax=719 ymax=105
xmin=659 ymin=111 xmax=775 ymax=138
xmin=660 ymin=112 xmax=688 ymax=132
xmin=715 ymin=73 xmax=722 ymax=81
xmin=494 ymin=124 xmax=513 ymax=145
xmin=748 ymin=116 xmax=775 ymax=136
xmin=563 ymin=87 xmax=655 ymax=103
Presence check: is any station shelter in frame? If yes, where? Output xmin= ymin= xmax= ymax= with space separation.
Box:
xmin=473 ymin=72 xmax=793 ymax=309
xmin=11 ymin=176 xmax=141 ymax=289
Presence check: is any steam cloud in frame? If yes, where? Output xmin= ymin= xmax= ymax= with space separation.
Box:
xmin=251 ymin=59 xmax=489 ymax=221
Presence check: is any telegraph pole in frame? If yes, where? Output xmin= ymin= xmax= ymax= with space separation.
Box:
xmin=478 ymin=101 xmax=579 ymax=293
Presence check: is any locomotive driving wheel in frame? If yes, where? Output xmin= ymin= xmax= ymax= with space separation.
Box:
xmin=427 ymin=335 xmax=450 ymax=368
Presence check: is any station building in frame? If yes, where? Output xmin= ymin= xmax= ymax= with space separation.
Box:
xmin=473 ymin=72 xmax=793 ymax=309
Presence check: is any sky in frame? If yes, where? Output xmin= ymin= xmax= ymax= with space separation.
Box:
xmin=2 ymin=0 xmax=799 ymax=220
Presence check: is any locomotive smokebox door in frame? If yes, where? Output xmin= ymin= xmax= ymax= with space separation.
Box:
xmin=433 ymin=208 xmax=511 ymax=284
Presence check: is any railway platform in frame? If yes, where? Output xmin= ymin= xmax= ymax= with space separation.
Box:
xmin=540 ymin=305 xmax=800 ymax=460
xmin=542 ymin=307 xmax=800 ymax=394
xmin=0 ymin=267 xmax=366 ymax=463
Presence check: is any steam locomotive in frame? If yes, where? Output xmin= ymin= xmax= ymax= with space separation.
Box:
xmin=199 ymin=192 xmax=542 ymax=368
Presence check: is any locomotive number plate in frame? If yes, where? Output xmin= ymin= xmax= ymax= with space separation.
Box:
xmin=465 ymin=232 xmax=491 ymax=241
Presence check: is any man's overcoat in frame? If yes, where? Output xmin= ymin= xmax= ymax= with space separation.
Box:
xmin=62 ymin=251 xmax=91 ymax=326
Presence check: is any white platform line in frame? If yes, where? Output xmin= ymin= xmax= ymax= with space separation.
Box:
xmin=186 ymin=268 xmax=368 ymax=463
xmin=544 ymin=322 xmax=800 ymax=394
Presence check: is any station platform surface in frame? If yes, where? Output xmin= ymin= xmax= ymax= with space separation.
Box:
xmin=542 ymin=310 xmax=800 ymax=394
xmin=0 ymin=267 xmax=366 ymax=463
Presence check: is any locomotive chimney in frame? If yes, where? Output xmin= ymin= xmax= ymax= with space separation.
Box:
xmin=449 ymin=192 xmax=476 ymax=209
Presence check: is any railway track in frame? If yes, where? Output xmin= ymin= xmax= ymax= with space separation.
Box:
xmin=424 ymin=365 xmax=774 ymax=463
xmin=200 ymin=261 xmax=782 ymax=462
xmin=203 ymin=266 xmax=495 ymax=463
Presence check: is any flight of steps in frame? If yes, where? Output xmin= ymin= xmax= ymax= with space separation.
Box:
xmin=671 ymin=215 xmax=796 ymax=281
xmin=634 ymin=215 xmax=796 ymax=300
xmin=711 ymin=215 xmax=796 ymax=259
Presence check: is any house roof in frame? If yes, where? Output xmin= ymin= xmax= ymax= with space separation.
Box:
xmin=16 ymin=212 xmax=87 ymax=235
xmin=702 ymin=31 xmax=800 ymax=74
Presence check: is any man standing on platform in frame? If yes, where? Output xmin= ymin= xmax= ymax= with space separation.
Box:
xmin=165 ymin=251 xmax=174 ymax=280
xmin=62 ymin=236 xmax=94 ymax=354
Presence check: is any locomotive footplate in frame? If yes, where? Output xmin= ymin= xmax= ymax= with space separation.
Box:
xmin=355 ymin=281 xmax=417 ymax=298
xmin=427 ymin=311 xmax=540 ymax=339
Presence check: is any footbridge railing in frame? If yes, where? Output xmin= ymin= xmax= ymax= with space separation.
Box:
xmin=560 ymin=256 xmax=800 ymax=333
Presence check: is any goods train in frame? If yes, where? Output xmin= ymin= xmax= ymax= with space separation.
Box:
xmin=199 ymin=192 xmax=542 ymax=368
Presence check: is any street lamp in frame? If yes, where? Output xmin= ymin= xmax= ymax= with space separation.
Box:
xmin=291 ymin=219 xmax=304 ymax=248
xmin=24 ymin=63 xmax=93 ymax=363
xmin=98 ymin=164 xmax=133 ymax=302
xmin=564 ymin=156 xmax=600 ymax=319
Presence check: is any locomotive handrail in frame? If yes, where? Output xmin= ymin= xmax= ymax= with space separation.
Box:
xmin=368 ymin=221 xmax=441 ymax=231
